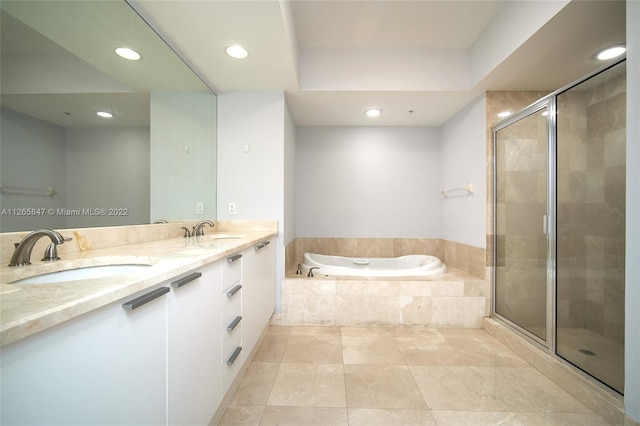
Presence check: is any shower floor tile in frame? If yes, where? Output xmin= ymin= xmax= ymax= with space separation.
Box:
xmin=217 ymin=326 xmax=613 ymax=425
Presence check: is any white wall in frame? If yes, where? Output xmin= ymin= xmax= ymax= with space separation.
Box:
xmin=625 ymin=0 xmax=639 ymax=420
xmin=65 ymin=128 xmax=150 ymax=228
xmin=150 ymin=91 xmax=217 ymax=222
xmin=216 ymin=90 xmax=287 ymax=308
xmin=283 ymin=102 xmax=296 ymax=246
xmin=295 ymin=126 xmax=441 ymax=238
xmin=439 ymin=94 xmax=487 ymax=247
xmin=0 ymin=108 xmax=66 ymax=231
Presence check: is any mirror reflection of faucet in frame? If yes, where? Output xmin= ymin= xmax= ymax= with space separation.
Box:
xmin=181 ymin=227 xmax=192 ymax=238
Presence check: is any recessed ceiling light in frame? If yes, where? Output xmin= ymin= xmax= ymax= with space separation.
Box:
xmin=115 ymin=47 xmax=141 ymax=61
xmin=96 ymin=111 xmax=113 ymax=118
xmin=497 ymin=111 xmax=511 ymax=118
xmin=226 ymin=44 xmax=248 ymax=59
xmin=365 ymin=108 xmax=382 ymax=118
xmin=597 ymin=45 xmax=626 ymax=61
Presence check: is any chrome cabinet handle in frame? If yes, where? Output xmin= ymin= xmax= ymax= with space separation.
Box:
xmin=226 ymin=284 xmax=242 ymax=297
xmin=227 ymin=253 xmax=242 ymax=263
xmin=227 ymin=315 xmax=242 ymax=332
xmin=122 ymin=287 xmax=169 ymax=311
xmin=255 ymin=241 xmax=270 ymax=250
xmin=171 ymin=272 xmax=202 ymax=288
xmin=226 ymin=347 xmax=242 ymax=365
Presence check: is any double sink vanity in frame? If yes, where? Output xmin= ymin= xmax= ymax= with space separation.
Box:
xmin=0 ymin=220 xmax=278 ymax=425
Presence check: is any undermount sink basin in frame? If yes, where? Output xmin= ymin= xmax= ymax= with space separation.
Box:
xmin=201 ymin=234 xmax=242 ymax=239
xmin=10 ymin=264 xmax=152 ymax=285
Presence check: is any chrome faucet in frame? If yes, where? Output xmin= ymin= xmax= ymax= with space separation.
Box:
xmin=193 ymin=220 xmax=214 ymax=236
xmin=9 ymin=229 xmax=66 ymax=266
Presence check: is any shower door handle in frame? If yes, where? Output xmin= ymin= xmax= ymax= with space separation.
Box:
xmin=543 ymin=215 xmax=548 ymax=235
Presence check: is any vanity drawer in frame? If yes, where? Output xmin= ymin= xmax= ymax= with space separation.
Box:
xmin=221 ymin=253 xmax=242 ymax=291
xmin=221 ymin=316 xmax=242 ymax=363
xmin=221 ymin=344 xmax=243 ymax=395
xmin=220 ymin=286 xmax=242 ymax=326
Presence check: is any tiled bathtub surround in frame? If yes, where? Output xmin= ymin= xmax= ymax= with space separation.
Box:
xmin=286 ymin=237 xmax=485 ymax=279
xmin=282 ymin=238 xmax=488 ymax=328
xmin=279 ymin=273 xmax=488 ymax=328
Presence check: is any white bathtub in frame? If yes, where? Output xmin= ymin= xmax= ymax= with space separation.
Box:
xmin=301 ymin=252 xmax=446 ymax=278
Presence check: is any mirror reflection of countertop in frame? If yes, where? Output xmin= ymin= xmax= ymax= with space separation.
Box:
xmin=0 ymin=230 xmax=276 ymax=347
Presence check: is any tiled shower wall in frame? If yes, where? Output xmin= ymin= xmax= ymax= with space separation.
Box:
xmin=556 ymin=70 xmax=626 ymax=344
xmin=285 ymin=237 xmax=485 ymax=278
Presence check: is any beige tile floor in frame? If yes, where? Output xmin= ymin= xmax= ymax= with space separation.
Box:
xmin=218 ymin=326 xmax=610 ymax=425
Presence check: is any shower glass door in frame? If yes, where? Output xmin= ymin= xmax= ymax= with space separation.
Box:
xmin=494 ymin=103 xmax=551 ymax=344
xmin=493 ymin=59 xmax=626 ymax=394
xmin=555 ymin=61 xmax=626 ymax=394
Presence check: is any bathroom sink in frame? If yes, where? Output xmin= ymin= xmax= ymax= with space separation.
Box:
xmin=199 ymin=234 xmax=243 ymax=239
xmin=10 ymin=264 xmax=152 ymax=285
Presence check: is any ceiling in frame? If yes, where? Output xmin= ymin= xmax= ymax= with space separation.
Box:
xmin=129 ymin=0 xmax=625 ymax=127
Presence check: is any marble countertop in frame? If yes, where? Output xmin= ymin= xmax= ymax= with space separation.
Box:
xmin=0 ymin=230 xmax=276 ymax=347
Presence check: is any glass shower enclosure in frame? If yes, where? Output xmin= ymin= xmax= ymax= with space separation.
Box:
xmin=493 ymin=59 xmax=626 ymax=394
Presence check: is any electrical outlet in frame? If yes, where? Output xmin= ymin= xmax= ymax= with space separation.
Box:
xmin=196 ymin=202 xmax=204 ymax=215
xmin=228 ymin=202 xmax=236 ymax=215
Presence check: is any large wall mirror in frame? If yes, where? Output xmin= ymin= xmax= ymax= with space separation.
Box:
xmin=0 ymin=0 xmax=217 ymax=233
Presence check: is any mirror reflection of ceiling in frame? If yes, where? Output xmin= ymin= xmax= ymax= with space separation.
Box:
xmin=0 ymin=0 xmax=209 ymax=128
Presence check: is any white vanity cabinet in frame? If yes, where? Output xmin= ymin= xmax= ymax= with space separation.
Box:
xmin=167 ymin=262 xmax=222 ymax=426
xmin=241 ymin=239 xmax=276 ymax=361
xmin=0 ymin=283 xmax=170 ymax=426
xmin=0 ymin=235 xmax=278 ymax=426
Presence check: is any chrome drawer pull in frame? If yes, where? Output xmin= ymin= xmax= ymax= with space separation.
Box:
xmin=122 ymin=287 xmax=169 ymax=311
xmin=227 ymin=315 xmax=242 ymax=332
xmin=226 ymin=346 xmax=242 ymax=365
xmin=255 ymin=241 xmax=270 ymax=250
xmin=227 ymin=253 xmax=242 ymax=263
xmin=171 ymin=272 xmax=202 ymax=288
xmin=226 ymin=284 xmax=242 ymax=297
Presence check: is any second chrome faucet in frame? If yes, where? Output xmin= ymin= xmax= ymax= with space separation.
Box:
xmin=192 ymin=220 xmax=214 ymax=236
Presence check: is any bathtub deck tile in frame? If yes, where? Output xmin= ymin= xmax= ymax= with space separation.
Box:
xmin=303 ymin=294 xmax=336 ymax=326
xmin=335 ymin=280 xmax=370 ymax=296
xmin=431 ymin=281 xmax=465 ymax=297
xmin=281 ymin=294 xmax=306 ymax=325
xmin=282 ymin=272 xmax=485 ymax=329
xmin=431 ymin=297 xmax=467 ymax=327
xmin=464 ymin=280 xmax=489 ymax=297
xmin=303 ymin=280 xmax=336 ymax=296
xmin=282 ymin=278 xmax=307 ymax=295
xmin=399 ymin=296 xmax=433 ymax=326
